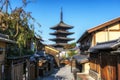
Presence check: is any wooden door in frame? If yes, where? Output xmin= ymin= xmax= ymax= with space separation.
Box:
xmin=101 ymin=54 xmax=117 ymax=80
xmin=101 ymin=54 xmax=108 ymax=80
xmin=117 ymin=56 xmax=120 ymax=80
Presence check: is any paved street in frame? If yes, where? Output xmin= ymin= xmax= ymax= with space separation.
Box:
xmin=37 ymin=65 xmax=74 ymax=80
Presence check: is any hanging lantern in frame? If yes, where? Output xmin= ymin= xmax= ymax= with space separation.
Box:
xmin=38 ymin=60 xmax=43 ymax=67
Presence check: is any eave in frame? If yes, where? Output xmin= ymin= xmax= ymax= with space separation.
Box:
xmin=77 ymin=17 xmax=120 ymax=43
xmin=50 ymin=31 xmax=74 ymax=35
xmin=50 ymin=21 xmax=73 ymax=30
xmin=0 ymin=37 xmax=16 ymax=44
xmin=49 ymin=37 xmax=74 ymax=41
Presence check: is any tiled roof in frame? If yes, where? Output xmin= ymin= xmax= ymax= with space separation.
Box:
xmin=0 ymin=33 xmax=9 ymax=39
xmin=50 ymin=30 xmax=74 ymax=35
xmin=0 ymin=37 xmax=16 ymax=43
xmin=88 ymin=17 xmax=120 ymax=33
xmin=51 ymin=43 xmax=67 ymax=47
xmin=49 ymin=37 xmax=74 ymax=41
xmin=89 ymin=38 xmax=120 ymax=53
xmin=73 ymin=54 xmax=89 ymax=64
xmin=50 ymin=21 xmax=73 ymax=30
xmin=0 ymin=33 xmax=16 ymax=43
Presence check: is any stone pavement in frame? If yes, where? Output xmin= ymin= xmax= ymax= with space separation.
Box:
xmin=36 ymin=65 xmax=74 ymax=80
xmin=77 ymin=73 xmax=95 ymax=80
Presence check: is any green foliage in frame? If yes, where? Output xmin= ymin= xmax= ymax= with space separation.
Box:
xmin=64 ymin=42 xmax=76 ymax=49
xmin=0 ymin=0 xmax=41 ymax=56
xmin=6 ymin=44 xmax=34 ymax=57
xmin=67 ymin=50 xmax=77 ymax=57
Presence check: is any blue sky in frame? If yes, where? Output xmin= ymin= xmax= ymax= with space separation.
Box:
xmin=11 ymin=0 xmax=120 ymax=44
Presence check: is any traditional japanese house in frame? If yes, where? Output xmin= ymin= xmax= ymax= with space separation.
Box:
xmin=77 ymin=17 xmax=120 ymax=53
xmin=76 ymin=17 xmax=120 ymax=79
xmin=89 ymin=38 xmax=120 ymax=80
xmin=34 ymin=46 xmax=60 ymax=77
xmin=34 ymin=36 xmax=45 ymax=51
xmin=49 ymin=9 xmax=74 ymax=51
xmin=0 ymin=33 xmax=15 ymax=79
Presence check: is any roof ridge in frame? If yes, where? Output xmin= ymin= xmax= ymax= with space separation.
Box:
xmin=97 ymin=39 xmax=117 ymax=45
xmin=88 ymin=17 xmax=120 ymax=33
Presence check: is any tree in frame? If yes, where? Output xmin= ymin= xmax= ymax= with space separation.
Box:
xmin=67 ymin=50 xmax=77 ymax=57
xmin=0 ymin=0 xmax=41 ymax=56
xmin=64 ymin=42 xmax=76 ymax=49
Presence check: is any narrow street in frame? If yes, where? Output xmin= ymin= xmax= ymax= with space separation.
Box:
xmin=37 ymin=65 xmax=74 ymax=80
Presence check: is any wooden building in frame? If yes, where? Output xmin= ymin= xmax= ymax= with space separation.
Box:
xmin=76 ymin=17 xmax=120 ymax=80
xmin=0 ymin=33 xmax=39 ymax=80
xmin=77 ymin=17 xmax=120 ymax=53
xmin=34 ymin=46 xmax=60 ymax=77
xmin=49 ymin=9 xmax=74 ymax=50
xmin=0 ymin=33 xmax=15 ymax=80
xmin=89 ymin=38 xmax=120 ymax=80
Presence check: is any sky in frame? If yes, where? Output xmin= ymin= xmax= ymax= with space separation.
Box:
xmin=10 ymin=0 xmax=120 ymax=44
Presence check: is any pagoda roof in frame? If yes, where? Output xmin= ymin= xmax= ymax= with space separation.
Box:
xmin=51 ymin=43 xmax=67 ymax=47
xmin=50 ymin=21 xmax=73 ymax=30
xmin=50 ymin=30 xmax=74 ymax=35
xmin=49 ymin=37 xmax=74 ymax=41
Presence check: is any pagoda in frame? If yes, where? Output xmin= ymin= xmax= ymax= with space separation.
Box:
xmin=49 ymin=9 xmax=74 ymax=50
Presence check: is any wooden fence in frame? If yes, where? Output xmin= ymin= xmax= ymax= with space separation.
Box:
xmin=5 ymin=56 xmax=38 ymax=80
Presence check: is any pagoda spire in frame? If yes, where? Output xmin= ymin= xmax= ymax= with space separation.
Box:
xmin=60 ymin=7 xmax=63 ymax=22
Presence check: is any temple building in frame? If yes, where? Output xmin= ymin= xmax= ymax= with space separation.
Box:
xmin=49 ymin=9 xmax=74 ymax=50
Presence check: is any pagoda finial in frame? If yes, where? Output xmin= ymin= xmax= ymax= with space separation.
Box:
xmin=60 ymin=7 xmax=63 ymax=22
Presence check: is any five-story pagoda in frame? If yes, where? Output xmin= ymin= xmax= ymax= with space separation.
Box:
xmin=49 ymin=9 xmax=74 ymax=50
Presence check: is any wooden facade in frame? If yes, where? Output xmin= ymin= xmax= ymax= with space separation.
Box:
xmin=90 ymin=52 xmax=117 ymax=80
xmin=0 ymin=33 xmax=15 ymax=80
xmin=0 ymin=42 xmax=6 ymax=80
xmin=76 ymin=17 xmax=120 ymax=80
xmin=5 ymin=56 xmax=38 ymax=80
xmin=77 ymin=17 xmax=120 ymax=52
xmin=89 ymin=38 xmax=120 ymax=80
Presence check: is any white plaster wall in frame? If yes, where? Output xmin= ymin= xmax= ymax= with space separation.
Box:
xmin=82 ymin=63 xmax=90 ymax=74
xmin=96 ymin=31 xmax=107 ymax=43
xmin=109 ymin=24 xmax=120 ymax=30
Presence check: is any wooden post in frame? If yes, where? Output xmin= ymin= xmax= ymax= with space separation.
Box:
xmin=11 ymin=60 xmax=14 ymax=80
xmin=71 ymin=58 xmax=73 ymax=72
xmin=117 ymin=55 xmax=120 ymax=80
